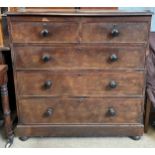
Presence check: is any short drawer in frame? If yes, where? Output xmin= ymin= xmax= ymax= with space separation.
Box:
xmin=10 ymin=21 xmax=79 ymax=43
xmin=81 ymin=21 xmax=148 ymax=43
xmin=16 ymin=70 xmax=144 ymax=97
xmin=15 ymin=45 xmax=145 ymax=70
xmin=18 ymin=98 xmax=143 ymax=124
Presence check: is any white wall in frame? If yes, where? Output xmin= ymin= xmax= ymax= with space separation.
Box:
xmin=119 ymin=7 xmax=155 ymax=31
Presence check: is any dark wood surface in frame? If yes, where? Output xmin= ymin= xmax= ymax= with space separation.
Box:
xmin=15 ymin=45 xmax=145 ymax=70
xmin=0 ymin=65 xmax=14 ymax=147
xmin=16 ymin=70 xmax=144 ymax=97
xmin=7 ymin=12 xmax=151 ymax=138
xmin=144 ymin=96 xmax=152 ymax=132
xmin=18 ymin=98 xmax=143 ymax=124
xmin=16 ymin=124 xmax=144 ymax=137
xmin=0 ymin=47 xmax=10 ymax=52
xmin=9 ymin=16 xmax=149 ymax=44
xmin=0 ymin=65 xmax=7 ymax=83
xmin=7 ymin=11 xmax=152 ymax=16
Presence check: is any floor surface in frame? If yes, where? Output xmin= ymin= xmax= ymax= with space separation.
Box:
xmin=1 ymin=126 xmax=155 ymax=148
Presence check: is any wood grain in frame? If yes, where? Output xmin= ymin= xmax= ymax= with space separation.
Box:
xmin=10 ymin=16 xmax=149 ymax=44
xmin=16 ymin=124 xmax=144 ymax=137
xmin=7 ymin=12 xmax=151 ymax=138
xmin=16 ymin=70 xmax=144 ymax=97
xmin=14 ymin=45 xmax=145 ymax=70
xmin=18 ymin=98 xmax=143 ymax=124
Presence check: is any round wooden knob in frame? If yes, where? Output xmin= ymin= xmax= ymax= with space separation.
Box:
xmin=108 ymin=107 xmax=116 ymax=116
xmin=42 ymin=54 xmax=51 ymax=62
xmin=44 ymin=80 xmax=52 ymax=89
xmin=111 ymin=25 xmax=119 ymax=37
xmin=109 ymin=80 xmax=117 ymax=89
xmin=44 ymin=108 xmax=53 ymax=117
xmin=41 ymin=29 xmax=49 ymax=37
xmin=110 ymin=54 xmax=118 ymax=62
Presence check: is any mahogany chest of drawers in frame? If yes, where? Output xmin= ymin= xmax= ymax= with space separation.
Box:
xmin=7 ymin=12 xmax=151 ymax=139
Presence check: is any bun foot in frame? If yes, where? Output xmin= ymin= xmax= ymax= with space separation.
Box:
xmin=19 ymin=136 xmax=29 ymax=141
xmin=130 ymin=136 xmax=141 ymax=140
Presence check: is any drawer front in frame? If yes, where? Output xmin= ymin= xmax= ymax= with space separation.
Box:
xmin=15 ymin=45 xmax=145 ymax=69
xmin=16 ymin=71 xmax=144 ymax=97
xmin=81 ymin=22 xmax=148 ymax=43
xmin=10 ymin=21 xmax=79 ymax=43
xmin=10 ymin=17 xmax=149 ymax=44
xmin=19 ymin=98 xmax=143 ymax=124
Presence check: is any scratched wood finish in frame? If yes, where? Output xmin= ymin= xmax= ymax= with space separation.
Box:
xmin=15 ymin=124 xmax=144 ymax=137
xmin=18 ymin=98 xmax=143 ymax=124
xmin=7 ymin=12 xmax=151 ymax=138
xmin=15 ymin=45 xmax=145 ymax=70
xmin=9 ymin=16 xmax=149 ymax=44
xmin=81 ymin=22 xmax=148 ymax=43
xmin=16 ymin=70 xmax=144 ymax=97
xmin=10 ymin=21 xmax=79 ymax=43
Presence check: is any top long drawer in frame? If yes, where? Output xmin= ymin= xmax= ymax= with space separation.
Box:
xmin=9 ymin=16 xmax=149 ymax=44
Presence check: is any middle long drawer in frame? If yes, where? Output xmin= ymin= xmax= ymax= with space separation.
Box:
xmin=16 ymin=70 xmax=144 ymax=97
xmin=14 ymin=45 xmax=145 ymax=70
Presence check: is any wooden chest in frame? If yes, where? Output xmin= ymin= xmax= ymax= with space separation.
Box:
xmin=7 ymin=12 xmax=151 ymax=138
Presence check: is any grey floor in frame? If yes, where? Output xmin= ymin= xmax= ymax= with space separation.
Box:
xmin=1 ymin=126 xmax=155 ymax=148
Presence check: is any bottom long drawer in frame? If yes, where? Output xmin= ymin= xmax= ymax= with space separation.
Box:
xmin=18 ymin=97 xmax=143 ymax=124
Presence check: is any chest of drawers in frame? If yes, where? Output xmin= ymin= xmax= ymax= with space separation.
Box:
xmin=7 ymin=12 xmax=151 ymax=139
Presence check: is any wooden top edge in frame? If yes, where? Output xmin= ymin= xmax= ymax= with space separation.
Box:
xmin=0 ymin=46 xmax=10 ymax=51
xmin=6 ymin=11 xmax=153 ymax=16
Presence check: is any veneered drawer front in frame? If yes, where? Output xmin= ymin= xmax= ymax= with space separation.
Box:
xmin=10 ymin=21 xmax=79 ymax=43
xmin=16 ymin=70 xmax=144 ymax=97
xmin=19 ymin=98 xmax=143 ymax=124
xmin=15 ymin=45 xmax=145 ymax=70
xmin=9 ymin=16 xmax=149 ymax=44
xmin=81 ymin=22 xmax=148 ymax=43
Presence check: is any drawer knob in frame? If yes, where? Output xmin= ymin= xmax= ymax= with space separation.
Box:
xmin=111 ymin=25 xmax=119 ymax=37
xmin=44 ymin=108 xmax=54 ymax=117
xmin=109 ymin=80 xmax=117 ymax=89
xmin=44 ymin=80 xmax=52 ymax=89
xmin=42 ymin=54 xmax=51 ymax=62
xmin=108 ymin=107 xmax=116 ymax=116
xmin=41 ymin=29 xmax=49 ymax=37
xmin=110 ymin=54 xmax=118 ymax=62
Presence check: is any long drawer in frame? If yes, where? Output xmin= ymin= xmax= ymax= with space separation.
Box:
xmin=10 ymin=16 xmax=149 ymax=43
xmin=15 ymin=45 xmax=145 ymax=70
xmin=18 ymin=98 xmax=143 ymax=124
xmin=16 ymin=70 xmax=144 ymax=97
